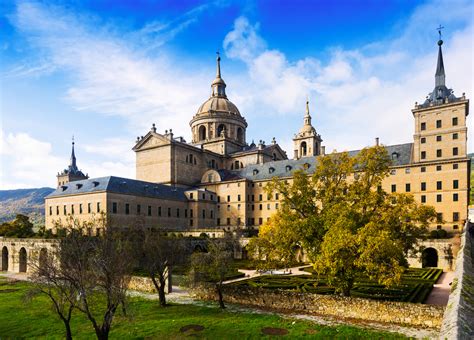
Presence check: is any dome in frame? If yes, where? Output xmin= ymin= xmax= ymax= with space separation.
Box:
xmin=298 ymin=124 xmax=316 ymax=135
xmin=196 ymin=96 xmax=241 ymax=116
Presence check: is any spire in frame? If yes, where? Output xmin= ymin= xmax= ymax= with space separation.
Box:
xmin=435 ymin=39 xmax=445 ymax=87
xmin=69 ymin=136 xmax=78 ymax=172
xmin=304 ymin=97 xmax=312 ymax=126
xmin=211 ymin=52 xmax=227 ymax=98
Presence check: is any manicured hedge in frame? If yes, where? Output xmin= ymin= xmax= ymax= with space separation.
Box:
xmin=231 ymin=268 xmax=442 ymax=303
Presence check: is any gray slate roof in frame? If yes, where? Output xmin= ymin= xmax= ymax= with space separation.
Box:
xmin=234 ymin=143 xmax=413 ymax=181
xmin=46 ymin=176 xmax=189 ymax=201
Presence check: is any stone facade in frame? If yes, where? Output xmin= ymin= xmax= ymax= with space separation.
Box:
xmin=194 ymin=285 xmax=445 ymax=329
xmin=0 ymin=238 xmax=57 ymax=273
xmin=43 ymin=40 xmax=470 ymax=269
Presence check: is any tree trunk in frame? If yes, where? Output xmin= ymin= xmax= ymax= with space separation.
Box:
xmin=63 ymin=320 xmax=72 ymax=340
xmin=216 ymin=284 xmax=225 ymax=309
xmin=158 ymin=279 xmax=167 ymax=307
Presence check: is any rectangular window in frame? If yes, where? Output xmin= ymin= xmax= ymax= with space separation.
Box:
xmin=259 ymin=218 xmax=263 ymax=225
xmin=49 ymin=206 xmax=52 ymax=215
xmin=453 ymin=225 xmax=459 ymax=230
xmin=176 ymin=208 xmax=180 ymax=218
xmin=202 ymin=193 xmax=205 ymax=200
xmin=217 ymin=196 xmax=220 ymax=202
xmin=251 ymin=218 xmax=255 ymax=225
xmin=437 ymin=194 xmax=442 ymax=202
xmin=436 ymin=135 xmax=442 ymax=142
xmin=125 ymin=203 xmax=130 ymax=215
xmin=71 ymin=205 xmax=74 ymax=215
xmin=437 ymin=181 xmax=442 ymax=190
xmin=421 ymin=151 xmax=426 ymax=159
xmin=158 ymin=206 xmax=161 ymax=216
xmin=453 ymin=133 xmax=458 ymax=140
xmin=251 ymin=195 xmax=255 ymax=201
xmin=391 ymin=184 xmax=396 ymax=193
xmin=275 ymin=203 xmax=279 ymax=209
xmin=421 ymin=122 xmax=426 ymax=131
xmin=420 ymin=137 xmax=426 ymax=144
xmin=168 ymin=207 xmax=171 ymax=217
xmin=190 ymin=219 xmax=193 ymax=226
xmin=259 ymin=194 xmax=263 ymax=201
xmin=453 ymin=212 xmax=459 ymax=222
xmin=436 ymin=119 xmax=442 ymax=128
xmin=405 ymin=168 xmax=411 ymax=174
xmin=453 ymin=180 xmax=459 ymax=189
xmin=436 ymin=165 xmax=442 ymax=171
xmin=453 ymin=193 xmax=458 ymax=201
xmin=190 ymin=193 xmax=193 ymax=199
xmin=238 ymin=204 xmax=241 ymax=210
xmin=259 ymin=204 xmax=263 ymax=210
xmin=88 ymin=203 xmax=91 ymax=213
xmin=405 ymin=183 xmax=411 ymax=192
xmin=452 ymin=117 xmax=458 ymax=126
xmin=137 ymin=204 xmax=141 ymax=215
xmin=148 ymin=206 xmax=152 ymax=216
xmin=56 ymin=206 xmax=59 ymax=215
xmin=227 ymin=205 xmax=230 ymax=211
xmin=210 ymin=210 xmax=213 ymax=219
xmin=227 ymin=218 xmax=230 ymax=226
xmin=190 ymin=209 xmax=193 ymax=218
xmin=421 ymin=195 xmax=426 ymax=203
xmin=238 ymin=194 xmax=241 ymax=201
xmin=453 ymin=163 xmax=459 ymax=169
xmin=251 ymin=204 xmax=255 ymax=211
xmin=237 ymin=217 xmax=241 ymax=225
xmin=112 ymin=202 xmax=117 ymax=214
xmin=390 ymin=169 xmax=396 ymax=175
xmin=185 ymin=209 xmax=188 ymax=218
xmin=227 ymin=195 xmax=230 ymax=202
xmin=421 ymin=182 xmax=427 ymax=191
xmin=275 ymin=193 xmax=279 ymax=200
xmin=79 ymin=204 xmax=83 ymax=214
xmin=267 ymin=203 xmax=271 ymax=210
xmin=437 ymin=149 xmax=442 ymax=157
xmin=217 ymin=218 xmax=220 ymax=226
xmin=202 ymin=210 xmax=205 ymax=219
xmin=437 ymin=213 xmax=443 ymax=222
xmin=97 ymin=202 xmax=101 ymax=213
xmin=421 ymin=166 xmax=426 ymax=172
xmin=453 ymin=147 xmax=458 ymax=156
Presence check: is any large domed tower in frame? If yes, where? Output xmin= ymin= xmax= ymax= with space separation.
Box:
xmin=293 ymin=99 xmax=322 ymax=159
xmin=190 ymin=53 xmax=247 ymax=155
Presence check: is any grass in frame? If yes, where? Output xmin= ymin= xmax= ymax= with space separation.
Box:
xmin=231 ymin=268 xmax=443 ymax=303
xmin=0 ymin=276 xmax=406 ymax=339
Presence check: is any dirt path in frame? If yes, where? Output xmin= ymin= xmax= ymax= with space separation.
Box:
xmin=425 ymin=271 xmax=454 ymax=305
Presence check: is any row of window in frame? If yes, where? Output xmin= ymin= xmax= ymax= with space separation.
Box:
xmin=435 ymin=212 xmax=460 ymax=222
xmin=49 ymin=202 xmax=101 ymax=216
xmin=219 ymin=193 xmax=280 ymax=203
xmin=420 ymin=193 xmax=460 ymax=203
xmin=420 ymin=117 xmax=458 ymax=131
xmin=216 ymin=217 xmax=270 ymax=226
xmin=218 ymin=203 xmax=280 ymax=211
xmin=391 ymin=163 xmax=459 ymax=175
xmin=391 ymin=180 xmax=459 ymax=193
xmin=189 ymin=192 xmax=214 ymax=201
xmin=420 ymin=133 xmax=458 ymax=144
xmin=112 ymin=203 xmax=215 ymax=219
xmin=420 ymin=147 xmax=459 ymax=159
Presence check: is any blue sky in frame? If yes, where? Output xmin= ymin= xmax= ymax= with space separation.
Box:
xmin=1 ymin=0 xmax=473 ymax=189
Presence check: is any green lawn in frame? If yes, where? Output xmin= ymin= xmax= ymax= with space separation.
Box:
xmin=0 ymin=276 xmax=406 ymax=339
xmin=232 ymin=268 xmax=442 ymax=303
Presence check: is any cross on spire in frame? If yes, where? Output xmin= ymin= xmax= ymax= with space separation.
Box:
xmin=437 ymin=25 xmax=444 ymax=40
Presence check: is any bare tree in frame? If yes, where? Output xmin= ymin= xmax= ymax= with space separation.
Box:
xmin=189 ymin=234 xmax=237 ymax=309
xmin=139 ymin=229 xmax=186 ymax=307
xmin=27 ymin=245 xmax=77 ymax=340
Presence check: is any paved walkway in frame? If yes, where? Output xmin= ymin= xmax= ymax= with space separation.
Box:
xmin=425 ymin=271 xmax=454 ymax=305
xmin=223 ymin=265 xmax=312 ymax=284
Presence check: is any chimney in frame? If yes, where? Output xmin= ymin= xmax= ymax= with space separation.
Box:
xmin=321 ymin=146 xmax=326 ymax=155
xmin=375 ymin=137 xmax=379 ymax=146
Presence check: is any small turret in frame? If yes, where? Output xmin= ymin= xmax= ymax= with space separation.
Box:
xmin=293 ymin=99 xmax=323 ymax=159
xmin=56 ymin=137 xmax=89 ymax=187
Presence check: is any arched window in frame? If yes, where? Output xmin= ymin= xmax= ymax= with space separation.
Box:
xmin=1 ymin=246 xmax=8 ymax=271
xmin=234 ymin=161 xmax=240 ymax=169
xmin=253 ymin=169 xmax=259 ymax=176
xmin=217 ymin=124 xmax=226 ymax=137
xmin=237 ymin=127 xmax=244 ymax=143
xmin=199 ymin=126 xmax=207 ymax=141
xmin=189 ymin=154 xmax=193 ymax=164
xmin=286 ymin=165 xmax=292 ymax=172
xmin=19 ymin=247 xmax=27 ymax=273
xmin=300 ymin=141 xmax=307 ymax=157
xmin=272 ymin=153 xmax=277 ymax=161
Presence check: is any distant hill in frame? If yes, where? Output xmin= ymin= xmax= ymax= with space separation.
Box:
xmin=0 ymin=187 xmax=54 ymax=226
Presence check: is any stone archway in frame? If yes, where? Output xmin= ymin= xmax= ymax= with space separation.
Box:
xmin=422 ymin=247 xmax=438 ymax=268
xmin=19 ymin=247 xmax=27 ymax=273
xmin=300 ymin=141 xmax=307 ymax=157
xmin=1 ymin=246 xmax=8 ymax=271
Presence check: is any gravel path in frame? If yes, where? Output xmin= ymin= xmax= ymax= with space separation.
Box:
xmin=425 ymin=271 xmax=454 ymax=306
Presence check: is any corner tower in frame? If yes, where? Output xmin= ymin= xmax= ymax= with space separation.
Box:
xmin=293 ymin=99 xmax=323 ymax=159
xmin=412 ymin=36 xmax=469 ymax=163
xmin=190 ymin=53 xmax=248 ymax=155
xmin=57 ymin=138 xmax=88 ymax=187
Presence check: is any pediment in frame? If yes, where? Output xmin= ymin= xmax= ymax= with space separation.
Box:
xmin=133 ymin=132 xmax=171 ymax=151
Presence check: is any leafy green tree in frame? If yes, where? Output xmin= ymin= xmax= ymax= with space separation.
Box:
xmin=0 ymin=214 xmax=35 ymax=238
xmin=251 ymin=146 xmax=437 ymax=296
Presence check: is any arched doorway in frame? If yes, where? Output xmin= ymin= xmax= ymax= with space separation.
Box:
xmin=39 ymin=248 xmax=48 ymax=274
xmin=300 ymin=141 xmax=307 ymax=157
xmin=199 ymin=126 xmax=207 ymax=141
xmin=422 ymin=248 xmax=438 ymax=268
xmin=19 ymin=247 xmax=27 ymax=273
xmin=1 ymin=247 xmax=8 ymax=271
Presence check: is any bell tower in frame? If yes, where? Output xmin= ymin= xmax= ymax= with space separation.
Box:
xmin=57 ymin=137 xmax=88 ymax=187
xmin=293 ymin=99 xmax=323 ymax=159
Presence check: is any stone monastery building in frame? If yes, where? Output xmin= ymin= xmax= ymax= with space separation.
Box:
xmin=45 ymin=39 xmax=470 ymax=249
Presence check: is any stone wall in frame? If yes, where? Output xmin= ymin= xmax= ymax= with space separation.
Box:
xmin=195 ymin=285 xmax=444 ymax=330
xmin=439 ymin=223 xmax=474 ymax=339
xmin=128 ymin=273 xmax=171 ymax=294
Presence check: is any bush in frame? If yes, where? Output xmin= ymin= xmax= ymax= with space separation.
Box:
xmin=437 ymin=229 xmax=448 ymax=238
xmin=430 ymin=230 xmax=439 ymax=239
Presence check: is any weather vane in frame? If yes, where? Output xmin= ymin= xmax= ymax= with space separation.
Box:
xmin=437 ymin=25 xmax=444 ymax=40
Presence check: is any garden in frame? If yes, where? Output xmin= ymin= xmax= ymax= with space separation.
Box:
xmin=231 ymin=267 xmax=443 ymax=303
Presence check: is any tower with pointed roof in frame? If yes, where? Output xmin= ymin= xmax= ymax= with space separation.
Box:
xmin=57 ymin=138 xmax=88 ymax=187
xmin=189 ymin=53 xmax=248 ymax=155
xmin=412 ymin=35 xmax=469 ymax=163
xmin=293 ymin=99 xmax=323 ymax=159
